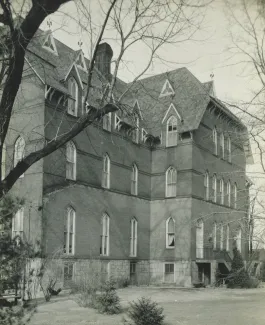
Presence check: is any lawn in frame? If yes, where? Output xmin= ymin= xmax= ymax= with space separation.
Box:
xmin=29 ymin=287 xmax=265 ymax=325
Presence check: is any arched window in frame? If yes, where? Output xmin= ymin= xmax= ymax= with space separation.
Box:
xmin=196 ymin=219 xmax=204 ymax=258
xmin=68 ymin=77 xmax=78 ymax=116
xmin=213 ymin=127 xmax=218 ymax=155
xmin=236 ymin=228 xmax=242 ymax=253
xmin=165 ymin=167 xmax=177 ymax=197
xmin=130 ymin=218 xmax=138 ymax=257
xmin=166 ymin=116 xmax=178 ymax=147
xmin=100 ymin=213 xmax=110 ymax=256
xmin=220 ymin=178 xmax=224 ymax=205
xmin=66 ymin=141 xmax=76 ymax=180
xmin=103 ymin=113 xmax=112 ymax=131
xmin=132 ymin=116 xmax=139 ymax=143
xmin=14 ymin=137 xmax=25 ymax=178
xmin=131 ymin=164 xmax=138 ymax=196
xmin=166 ymin=217 xmax=175 ymax=248
xmin=226 ymin=224 xmax=230 ymax=251
xmin=212 ymin=174 xmax=217 ymax=203
xmin=12 ymin=207 xmax=24 ymax=241
xmin=64 ymin=207 xmax=75 ymax=255
xmin=227 ymin=136 xmax=231 ymax=163
xmin=220 ymin=223 xmax=224 ymax=250
xmin=204 ymin=171 xmax=209 ymax=200
xmin=220 ymin=133 xmax=225 ymax=159
xmin=213 ymin=222 xmax=217 ymax=249
xmin=1 ymin=143 xmax=6 ymax=180
xmin=233 ymin=182 xmax=237 ymax=209
xmin=227 ymin=180 xmax=231 ymax=207
xmin=102 ymin=154 xmax=110 ymax=189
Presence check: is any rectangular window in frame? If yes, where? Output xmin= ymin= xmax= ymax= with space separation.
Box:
xmin=103 ymin=113 xmax=112 ymax=131
xmin=213 ymin=222 xmax=217 ymax=250
xmin=64 ymin=262 xmax=74 ymax=286
xmin=164 ymin=263 xmax=175 ymax=283
xmin=226 ymin=224 xmax=230 ymax=251
xmin=130 ymin=262 xmax=136 ymax=275
xmin=220 ymin=224 xmax=224 ymax=250
xmin=166 ymin=217 xmax=175 ymax=248
xmin=12 ymin=208 xmax=24 ymax=240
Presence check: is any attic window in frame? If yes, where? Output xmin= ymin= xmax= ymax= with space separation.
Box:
xmin=42 ymin=33 xmax=58 ymax=55
xmin=142 ymin=128 xmax=148 ymax=143
xmin=159 ymin=79 xmax=175 ymax=98
xmin=76 ymin=52 xmax=87 ymax=71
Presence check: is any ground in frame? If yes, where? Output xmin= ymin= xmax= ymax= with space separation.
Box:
xmin=29 ymin=287 xmax=265 ymax=325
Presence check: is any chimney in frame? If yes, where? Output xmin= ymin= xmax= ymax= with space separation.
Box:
xmin=95 ymin=43 xmax=113 ymax=80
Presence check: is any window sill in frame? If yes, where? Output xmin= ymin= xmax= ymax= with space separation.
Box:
xmin=166 ymin=247 xmax=175 ymax=250
xmin=66 ymin=112 xmax=78 ymax=118
xmin=102 ymin=128 xmax=112 ymax=133
xmin=165 ymin=195 xmax=177 ymax=199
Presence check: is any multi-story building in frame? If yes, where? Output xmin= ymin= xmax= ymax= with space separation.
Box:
xmin=3 ymin=28 xmax=253 ymax=287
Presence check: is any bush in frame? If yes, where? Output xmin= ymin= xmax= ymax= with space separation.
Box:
xmin=95 ymin=279 xmax=121 ymax=314
xmin=0 ymin=304 xmax=36 ymax=325
xmin=124 ymin=297 xmax=165 ymax=325
xmin=116 ymin=277 xmax=130 ymax=288
xmin=259 ymin=262 xmax=265 ymax=282
xmin=244 ymin=276 xmax=261 ymax=288
xmin=227 ymin=248 xmax=250 ymax=288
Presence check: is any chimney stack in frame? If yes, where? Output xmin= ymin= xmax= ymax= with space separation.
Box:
xmin=95 ymin=43 xmax=113 ymax=80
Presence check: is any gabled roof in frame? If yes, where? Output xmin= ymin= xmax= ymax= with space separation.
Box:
xmin=24 ymin=28 xmax=247 ymax=139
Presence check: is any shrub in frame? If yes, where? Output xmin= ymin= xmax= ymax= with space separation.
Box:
xmin=124 ymin=297 xmax=165 ymax=325
xmin=227 ymin=248 xmax=250 ymax=288
xmin=95 ymin=279 xmax=121 ymax=314
xmin=116 ymin=277 xmax=130 ymax=288
xmin=259 ymin=262 xmax=265 ymax=282
xmin=244 ymin=276 xmax=261 ymax=288
xmin=0 ymin=304 xmax=36 ymax=325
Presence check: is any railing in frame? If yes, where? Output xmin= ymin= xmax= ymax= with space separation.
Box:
xmin=196 ymin=247 xmax=232 ymax=263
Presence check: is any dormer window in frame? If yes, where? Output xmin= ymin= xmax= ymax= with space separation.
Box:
xmin=68 ymin=78 xmax=78 ymax=116
xmin=141 ymin=128 xmax=148 ymax=143
xmin=160 ymin=79 xmax=175 ymax=98
xmin=76 ymin=51 xmax=87 ymax=71
xmin=42 ymin=33 xmax=58 ymax=55
xmin=166 ymin=116 xmax=178 ymax=147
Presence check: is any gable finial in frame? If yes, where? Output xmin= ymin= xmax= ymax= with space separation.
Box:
xmin=78 ymin=39 xmax=83 ymax=48
xmin=210 ymin=72 xmax=214 ymax=79
xmin=47 ymin=19 xmax=52 ymax=30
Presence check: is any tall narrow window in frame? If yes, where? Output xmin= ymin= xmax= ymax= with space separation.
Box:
xmin=102 ymin=154 xmax=110 ymax=189
xmin=220 ymin=223 xmax=224 ymax=250
xmin=213 ymin=222 xmax=217 ymax=249
xmin=220 ymin=133 xmax=225 ymax=159
xmin=213 ymin=127 xmax=217 ymax=155
xmin=166 ymin=217 xmax=175 ymax=248
xmin=103 ymin=113 xmax=112 ymax=131
xmin=220 ymin=178 xmax=224 ymax=205
xmin=212 ymin=174 xmax=217 ymax=203
xmin=100 ymin=213 xmax=109 ymax=256
xmin=68 ymin=77 xmax=78 ymax=116
xmin=166 ymin=116 xmax=178 ymax=147
xmin=132 ymin=116 xmax=139 ymax=143
xmin=164 ymin=263 xmax=175 ymax=283
xmin=14 ymin=137 xmax=25 ymax=178
xmin=131 ymin=164 xmax=138 ymax=196
xmin=64 ymin=207 xmax=75 ymax=255
xmin=12 ymin=207 xmax=24 ymax=240
xmin=204 ymin=171 xmax=209 ymax=200
xmin=227 ymin=136 xmax=231 ymax=163
xmin=130 ymin=218 xmax=138 ymax=257
xmin=226 ymin=224 xmax=230 ymax=251
xmin=227 ymin=180 xmax=231 ymax=207
xmin=66 ymin=141 xmax=76 ymax=180
xmin=233 ymin=182 xmax=237 ymax=209
xmin=1 ymin=143 xmax=6 ymax=180
xmin=236 ymin=228 xmax=242 ymax=253
xmin=165 ymin=167 xmax=177 ymax=197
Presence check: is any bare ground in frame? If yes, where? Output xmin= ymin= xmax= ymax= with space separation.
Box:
xmin=29 ymin=286 xmax=265 ymax=325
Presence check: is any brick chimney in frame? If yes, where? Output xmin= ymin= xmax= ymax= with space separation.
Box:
xmin=95 ymin=43 xmax=113 ymax=79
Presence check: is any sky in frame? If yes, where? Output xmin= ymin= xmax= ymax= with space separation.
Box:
xmin=40 ymin=0 xmax=259 ymax=104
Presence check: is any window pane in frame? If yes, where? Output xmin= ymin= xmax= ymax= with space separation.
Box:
xmin=168 ymin=234 xmax=175 ymax=247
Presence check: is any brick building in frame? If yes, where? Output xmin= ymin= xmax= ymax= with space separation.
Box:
xmin=3 ymin=29 xmax=253 ymax=287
